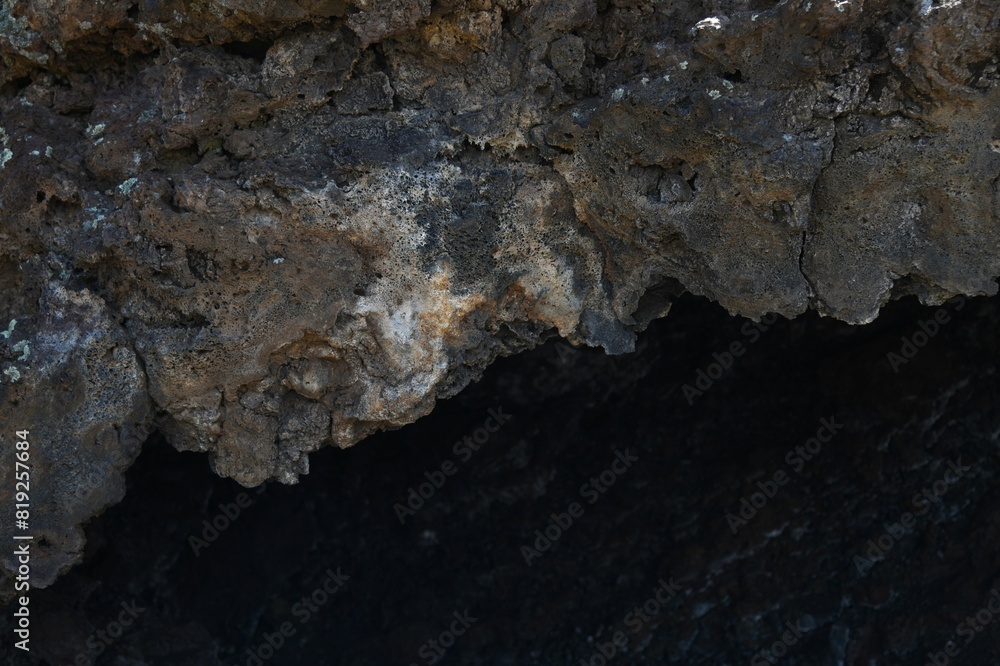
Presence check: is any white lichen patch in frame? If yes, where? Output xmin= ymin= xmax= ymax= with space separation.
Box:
xmin=695 ymin=17 xmax=723 ymax=30
xmin=83 ymin=207 xmax=107 ymax=230
xmin=118 ymin=177 xmax=139 ymax=195
xmin=85 ymin=123 xmax=106 ymax=138
xmin=921 ymin=0 xmax=961 ymax=14
xmin=0 ymin=128 xmax=12 ymax=169
xmin=0 ymin=7 xmax=47 ymax=64
xmin=708 ymin=89 xmax=722 ymax=99
xmin=11 ymin=340 xmax=29 ymax=362
xmin=31 ymin=285 xmax=109 ymax=374
xmin=3 ymin=367 xmax=20 ymax=383
xmin=1 ymin=319 xmax=16 ymax=339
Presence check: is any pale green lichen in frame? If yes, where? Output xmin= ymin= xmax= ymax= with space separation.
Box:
xmin=84 ymin=207 xmax=107 ymax=230
xmin=11 ymin=340 xmax=28 ymax=362
xmin=119 ymin=178 xmax=139 ymax=195
xmin=0 ymin=0 xmax=48 ymax=64
xmin=1 ymin=319 xmax=15 ymax=339
xmin=3 ymin=367 xmax=20 ymax=383
xmin=0 ymin=128 xmax=12 ymax=169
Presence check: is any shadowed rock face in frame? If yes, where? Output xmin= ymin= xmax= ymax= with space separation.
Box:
xmin=0 ymin=0 xmax=998 ymax=587
xmin=4 ymin=294 xmax=1000 ymax=666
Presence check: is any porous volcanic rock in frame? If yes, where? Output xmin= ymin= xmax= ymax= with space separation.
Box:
xmin=1 ymin=0 xmax=998 ymax=588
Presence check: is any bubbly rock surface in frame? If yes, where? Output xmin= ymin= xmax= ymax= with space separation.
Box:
xmin=1 ymin=0 xmax=998 ymax=586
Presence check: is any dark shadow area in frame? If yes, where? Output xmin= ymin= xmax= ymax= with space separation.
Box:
xmin=7 ymin=293 xmax=1000 ymax=665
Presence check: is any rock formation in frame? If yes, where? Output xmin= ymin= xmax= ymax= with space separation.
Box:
xmin=1 ymin=0 xmax=998 ymax=587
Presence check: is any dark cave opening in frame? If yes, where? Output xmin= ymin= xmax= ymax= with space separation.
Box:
xmin=11 ymin=293 xmax=1000 ymax=665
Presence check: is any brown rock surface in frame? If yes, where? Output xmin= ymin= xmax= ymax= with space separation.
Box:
xmin=1 ymin=0 xmax=998 ymax=587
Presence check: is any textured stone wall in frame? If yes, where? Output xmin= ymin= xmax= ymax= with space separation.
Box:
xmin=1 ymin=0 xmax=998 ymax=587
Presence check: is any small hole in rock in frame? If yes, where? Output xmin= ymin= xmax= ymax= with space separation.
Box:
xmin=222 ymin=38 xmax=274 ymax=64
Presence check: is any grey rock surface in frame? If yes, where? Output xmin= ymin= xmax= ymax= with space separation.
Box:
xmin=1 ymin=0 xmax=999 ymax=587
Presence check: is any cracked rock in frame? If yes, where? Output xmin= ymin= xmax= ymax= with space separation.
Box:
xmin=1 ymin=0 xmax=999 ymax=587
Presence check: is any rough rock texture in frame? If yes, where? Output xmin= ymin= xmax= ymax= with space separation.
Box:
xmin=4 ymin=294 xmax=1000 ymax=665
xmin=1 ymin=0 xmax=999 ymax=587
xmin=0 ymin=274 xmax=149 ymax=588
